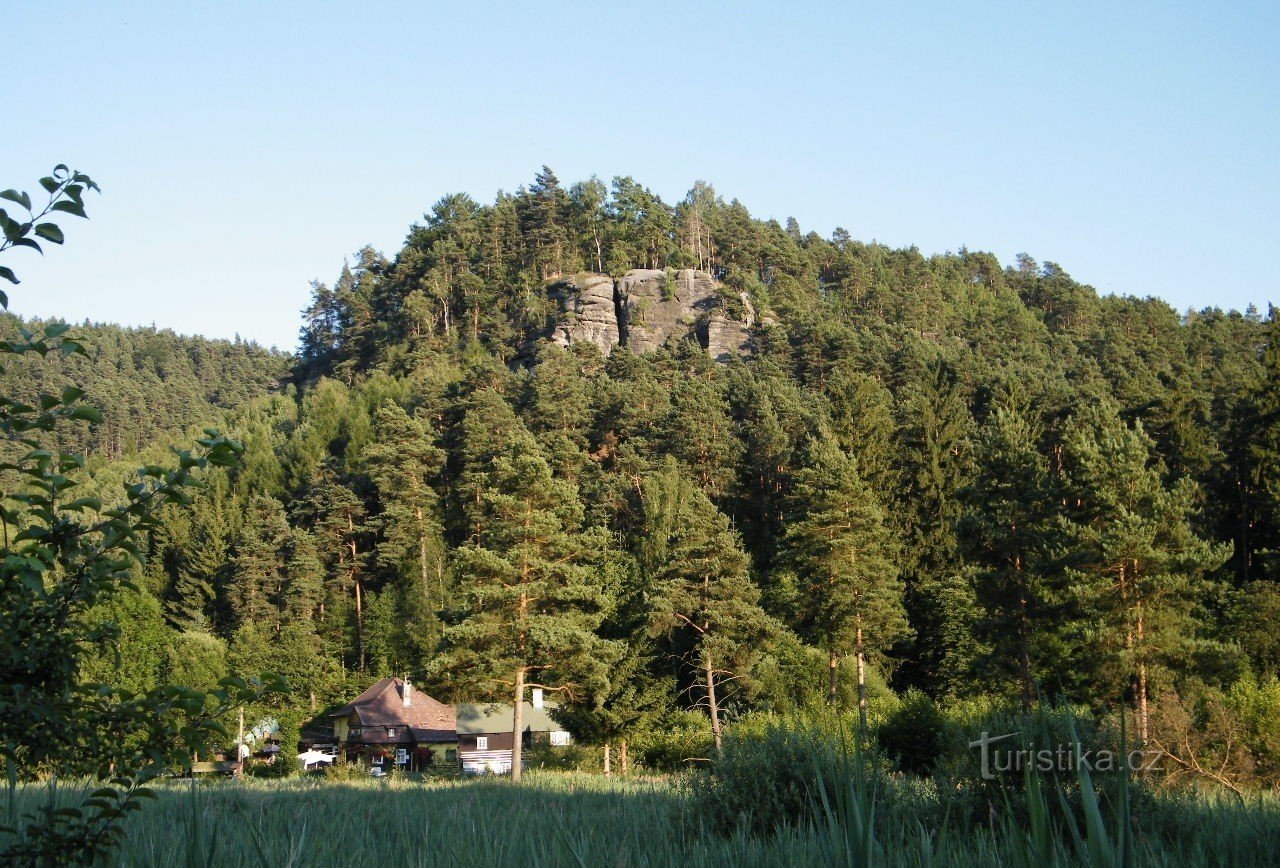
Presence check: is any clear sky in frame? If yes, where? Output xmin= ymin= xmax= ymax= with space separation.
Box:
xmin=7 ymin=1 xmax=1278 ymax=351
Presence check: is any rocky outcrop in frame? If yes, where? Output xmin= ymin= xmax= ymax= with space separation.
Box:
xmin=547 ymin=273 xmax=621 ymax=355
xmin=543 ymin=269 xmax=754 ymax=362
xmin=617 ymin=268 xmax=718 ymax=355
xmin=703 ymin=291 xmax=756 ymax=363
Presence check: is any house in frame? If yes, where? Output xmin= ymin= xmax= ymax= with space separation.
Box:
xmin=328 ymin=677 xmax=457 ymax=771
xmin=455 ymin=689 xmax=572 ymax=774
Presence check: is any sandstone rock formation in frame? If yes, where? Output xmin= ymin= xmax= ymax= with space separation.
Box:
xmin=543 ymin=269 xmax=754 ymax=362
xmin=548 ymin=273 xmax=620 ymax=355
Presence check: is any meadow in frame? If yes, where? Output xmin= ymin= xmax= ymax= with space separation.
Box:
xmin=9 ymin=759 xmax=1279 ymax=868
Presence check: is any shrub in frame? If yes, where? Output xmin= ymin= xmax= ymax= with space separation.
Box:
xmin=877 ymin=689 xmax=946 ymax=776
xmin=688 ymin=719 xmax=866 ymax=837
xmin=629 ymin=710 xmax=715 ymax=772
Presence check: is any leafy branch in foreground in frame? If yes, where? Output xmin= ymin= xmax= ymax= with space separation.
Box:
xmin=0 ymin=167 xmax=284 ymax=867
xmin=0 ymin=164 xmax=99 ymax=296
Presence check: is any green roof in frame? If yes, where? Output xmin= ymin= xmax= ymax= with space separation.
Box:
xmin=454 ymin=701 xmax=562 ymax=735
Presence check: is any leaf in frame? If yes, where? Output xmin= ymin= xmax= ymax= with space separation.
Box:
xmin=34 ymin=223 xmax=64 ymax=244
xmin=50 ymin=200 xmax=87 ymax=218
xmin=60 ymin=385 xmax=85 ymax=403
xmin=39 ymin=176 xmax=58 ymax=193
xmin=45 ymin=322 xmax=71 ymax=339
xmin=0 ymin=189 xmax=31 ymax=211
xmin=69 ymin=406 xmax=103 ymax=423
xmin=12 ymin=238 xmax=42 ymax=254
xmin=0 ymin=267 xmax=15 ymax=288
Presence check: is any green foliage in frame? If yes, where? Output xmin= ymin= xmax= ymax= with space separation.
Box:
xmin=0 ymin=165 xmax=99 ymax=295
xmin=16 ymin=164 xmax=1279 ymax=809
xmin=689 ymin=719 xmax=855 ymax=837
xmin=0 ymin=167 xmax=283 ymax=866
xmin=876 ymin=689 xmax=946 ymax=776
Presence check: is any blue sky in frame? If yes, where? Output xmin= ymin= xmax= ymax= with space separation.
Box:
xmin=8 ymin=1 xmax=1278 ymax=351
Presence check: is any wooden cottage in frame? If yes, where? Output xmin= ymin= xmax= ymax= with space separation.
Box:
xmin=329 ymin=677 xmax=457 ymax=771
xmin=455 ymin=689 xmax=572 ymax=774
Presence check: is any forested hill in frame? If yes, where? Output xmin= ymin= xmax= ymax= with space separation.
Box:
xmin=88 ymin=168 xmax=1280 ymax=774
xmin=0 ymin=313 xmax=288 ymax=460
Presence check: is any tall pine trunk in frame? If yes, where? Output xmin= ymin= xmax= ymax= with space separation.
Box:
xmin=1016 ymin=555 xmax=1033 ymax=714
xmin=828 ymin=647 xmax=840 ymax=705
xmin=511 ymin=667 xmax=524 ymax=783
xmin=1136 ymin=576 xmax=1149 ymax=747
xmin=855 ymin=618 xmax=868 ymax=733
xmin=705 ymin=649 xmax=722 ymax=750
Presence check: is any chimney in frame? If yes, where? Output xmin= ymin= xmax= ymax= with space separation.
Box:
xmin=403 ymin=678 xmax=412 ymax=708
xmin=532 ymin=688 xmax=543 ymax=709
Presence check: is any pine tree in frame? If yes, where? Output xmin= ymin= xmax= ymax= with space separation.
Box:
xmin=784 ymin=440 xmax=909 ymax=729
xmin=520 ymin=166 xmax=572 ymax=280
xmin=1064 ymin=398 xmax=1229 ymax=744
xmin=433 ymin=417 xmax=612 ymax=782
xmin=364 ymin=401 xmax=448 ymax=654
xmin=639 ymin=460 xmax=775 ymax=748
xmin=294 ymin=463 xmax=372 ymax=669
xmin=227 ymin=495 xmax=292 ymax=630
xmin=959 ymin=398 xmax=1059 ymax=711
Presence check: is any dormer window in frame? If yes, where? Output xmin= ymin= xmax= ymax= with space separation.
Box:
xmin=388 ymin=728 xmax=397 ymax=738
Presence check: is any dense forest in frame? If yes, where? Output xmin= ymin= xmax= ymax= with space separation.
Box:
xmin=63 ymin=168 xmax=1280 ymax=782
xmin=0 ymin=314 xmax=287 ymax=459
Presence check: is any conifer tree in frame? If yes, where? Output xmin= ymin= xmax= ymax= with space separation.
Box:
xmin=364 ymin=401 xmax=448 ymax=653
xmin=959 ymin=398 xmax=1059 ymax=711
xmin=433 ymin=415 xmax=612 ymax=782
xmin=1064 ymin=399 xmax=1228 ymax=743
xmin=227 ymin=496 xmax=288 ymax=629
xmin=639 ymin=460 xmax=774 ymax=748
xmin=784 ymin=440 xmax=909 ymax=729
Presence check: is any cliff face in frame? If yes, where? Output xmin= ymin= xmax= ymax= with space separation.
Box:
xmin=548 ymin=273 xmax=621 ymax=355
xmin=546 ymin=268 xmax=753 ymax=362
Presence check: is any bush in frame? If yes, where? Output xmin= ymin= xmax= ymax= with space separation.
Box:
xmin=629 ymin=710 xmax=715 ymax=772
xmin=877 ymin=689 xmax=946 ymax=776
xmin=688 ymin=719 xmax=864 ymax=837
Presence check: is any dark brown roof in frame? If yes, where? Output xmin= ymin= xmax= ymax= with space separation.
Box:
xmin=345 ymin=726 xmax=456 ymax=745
xmin=329 ymin=678 xmax=456 ymax=733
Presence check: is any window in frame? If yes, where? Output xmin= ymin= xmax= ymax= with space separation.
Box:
xmin=550 ymin=731 xmax=571 ymax=747
xmin=388 ymin=728 xmax=396 ymax=738
xmin=446 ymin=749 xmax=457 ymax=762
xmin=396 ymin=748 xmax=408 ymax=765
xmin=476 ymin=736 xmax=488 ymax=750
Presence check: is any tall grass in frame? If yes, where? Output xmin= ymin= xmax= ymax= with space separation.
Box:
xmin=6 ymin=745 xmax=1279 ymax=866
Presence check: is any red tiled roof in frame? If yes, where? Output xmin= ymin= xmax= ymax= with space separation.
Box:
xmin=329 ymin=678 xmax=455 ymax=733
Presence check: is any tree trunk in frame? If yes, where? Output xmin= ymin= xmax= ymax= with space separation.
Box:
xmin=620 ymin=739 xmax=629 ymax=776
xmin=512 ymin=667 xmax=525 ymax=783
xmin=355 ymin=578 xmax=366 ymax=670
xmin=417 ymin=506 xmax=430 ymax=610
xmin=828 ymin=646 xmax=840 ymax=705
xmin=705 ymin=650 xmax=722 ymax=751
xmin=1136 ymin=584 xmax=1149 ymax=748
xmin=855 ymin=619 xmax=868 ymax=734
xmin=603 ymin=742 xmax=612 ymax=777
xmin=354 ymin=575 xmax=365 ymax=671
xmin=1017 ymin=555 xmax=1033 ymax=714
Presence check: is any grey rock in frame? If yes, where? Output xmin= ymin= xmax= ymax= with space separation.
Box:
xmin=618 ymin=268 xmax=718 ymax=355
xmin=542 ymin=268 xmax=756 ymax=363
xmin=547 ymin=273 xmax=621 ymax=355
